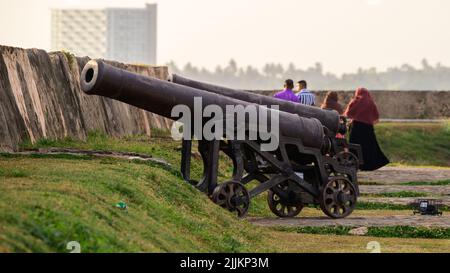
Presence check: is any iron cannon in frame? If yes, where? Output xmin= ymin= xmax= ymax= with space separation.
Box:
xmin=80 ymin=60 xmax=362 ymax=218
xmin=169 ymin=74 xmax=363 ymax=165
xmin=169 ymin=74 xmax=343 ymax=134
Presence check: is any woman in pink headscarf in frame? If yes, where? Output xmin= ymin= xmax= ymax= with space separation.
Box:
xmin=344 ymin=88 xmax=389 ymax=171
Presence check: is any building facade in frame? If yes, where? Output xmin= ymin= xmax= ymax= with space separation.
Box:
xmin=51 ymin=4 xmax=157 ymax=65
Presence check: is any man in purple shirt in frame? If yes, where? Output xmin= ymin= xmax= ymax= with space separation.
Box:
xmin=273 ymin=79 xmax=299 ymax=102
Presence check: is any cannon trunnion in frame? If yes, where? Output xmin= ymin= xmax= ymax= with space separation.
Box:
xmin=81 ymin=60 xmax=361 ymax=219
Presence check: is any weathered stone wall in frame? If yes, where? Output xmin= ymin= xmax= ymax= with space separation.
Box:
xmin=2 ymin=45 xmax=449 ymax=152
xmin=255 ymin=90 xmax=450 ymax=119
xmin=0 ymin=45 xmax=172 ymax=152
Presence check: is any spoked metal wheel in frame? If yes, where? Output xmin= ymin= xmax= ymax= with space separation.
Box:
xmin=335 ymin=151 xmax=359 ymax=170
xmin=320 ymin=177 xmax=357 ymax=219
xmin=267 ymin=182 xmax=303 ymax=218
xmin=211 ymin=181 xmax=250 ymax=217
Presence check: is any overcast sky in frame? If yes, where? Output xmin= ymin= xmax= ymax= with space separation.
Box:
xmin=1 ymin=0 xmax=450 ymax=74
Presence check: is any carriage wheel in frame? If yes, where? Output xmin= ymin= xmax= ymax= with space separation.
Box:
xmin=267 ymin=182 xmax=303 ymax=218
xmin=320 ymin=177 xmax=357 ymax=219
xmin=211 ymin=181 xmax=250 ymax=217
xmin=335 ymin=151 xmax=359 ymax=170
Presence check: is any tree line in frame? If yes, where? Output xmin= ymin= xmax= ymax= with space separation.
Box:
xmin=166 ymin=59 xmax=450 ymax=91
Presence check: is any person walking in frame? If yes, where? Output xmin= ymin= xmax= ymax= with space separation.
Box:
xmin=344 ymin=87 xmax=389 ymax=171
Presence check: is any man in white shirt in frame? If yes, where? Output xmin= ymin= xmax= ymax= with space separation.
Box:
xmin=296 ymin=80 xmax=316 ymax=106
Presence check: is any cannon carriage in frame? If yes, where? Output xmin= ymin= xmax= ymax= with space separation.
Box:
xmin=80 ymin=60 xmax=362 ymax=219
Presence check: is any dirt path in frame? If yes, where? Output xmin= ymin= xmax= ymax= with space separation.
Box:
xmin=359 ymin=197 xmax=450 ymax=206
xmin=357 ymin=166 xmax=450 ymax=206
xmin=12 ymin=148 xmax=171 ymax=166
xmin=360 ymin=185 xmax=450 ymax=195
xmin=359 ymin=166 xmax=450 ymax=184
xmin=250 ymin=166 xmax=450 ymax=229
xmin=249 ymin=215 xmax=450 ymax=228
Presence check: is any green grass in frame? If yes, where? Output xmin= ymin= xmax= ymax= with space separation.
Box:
xmin=400 ymin=179 xmax=450 ymax=186
xmin=375 ymin=122 xmax=450 ymax=166
xmin=355 ymin=202 xmax=412 ymax=211
xmin=277 ymin=226 xmax=352 ymax=236
xmin=2 ymin=124 xmax=449 ymax=252
xmin=276 ymin=226 xmax=450 ymax=240
xmin=12 ymin=153 xmax=444 ymax=253
xmin=0 ymin=166 xmax=29 ymax=178
xmin=361 ymin=191 xmax=429 ymax=198
xmin=0 ymin=155 xmax=273 ymax=253
xmin=4 ymin=155 xmax=449 ymax=254
xmin=19 ymin=131 xmax=238 ymax=185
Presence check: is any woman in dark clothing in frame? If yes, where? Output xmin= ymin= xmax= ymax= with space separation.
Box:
xmin=321 ymin=91 xmax=345 ymax=139
xmin=344 ymin=88 xmax=389 ymax=171
xmin=321 ymin=91 xmax=343 ymax=114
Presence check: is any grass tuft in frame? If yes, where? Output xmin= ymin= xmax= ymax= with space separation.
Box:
xmin=276 ymin=226 xmax=450 ymax=239
xmin=400 ymin=180 xmax=450 ymax=186
xmin=361 ymin=191 xmax=429 ymax=198
xmin=0 ymin=168 xmax=28 ymax=178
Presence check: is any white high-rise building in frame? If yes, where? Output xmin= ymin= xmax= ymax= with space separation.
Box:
xmin=51 ymin=4 xmax=157 ymax=65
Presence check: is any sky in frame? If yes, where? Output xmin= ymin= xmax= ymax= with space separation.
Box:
xmin=1 ymin=0 xmax=450 ymax=75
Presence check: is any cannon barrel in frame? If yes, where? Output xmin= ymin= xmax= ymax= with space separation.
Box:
xmin=169 ymin=74 xmax=341 ymax=133
xmin=80 ymin=60 xmax=325 ymax=149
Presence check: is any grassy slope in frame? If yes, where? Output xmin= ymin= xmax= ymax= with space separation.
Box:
xmin=375 ymin=122 xmax=450 ymax=166
xmin=1 ymin=122 xmax=449 ymax=252
xmin=2 ymin=154 xmax=450 ymax=253
xmin=0 ymin=154 xmax=274 ymax=253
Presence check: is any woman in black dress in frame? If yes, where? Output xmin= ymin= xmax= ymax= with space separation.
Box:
xmin=344 ymin=88 xmax=389 ymax=171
